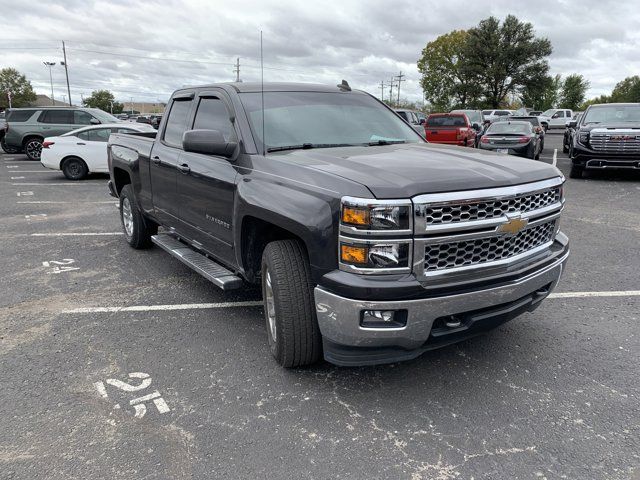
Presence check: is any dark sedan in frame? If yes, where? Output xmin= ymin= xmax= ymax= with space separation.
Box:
xmin=479 ymin=121 xmax=542 ymax=159
xmin=509 ymin=116 xmax=545 ymax=151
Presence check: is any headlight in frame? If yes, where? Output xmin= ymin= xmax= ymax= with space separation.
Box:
xmin=340 ymin=197 xmax=412 ymax=233
xmin=578 ymin=131 xmax=589 ymax=143
xmin=339 ymin=239 xmax=411 ymax=273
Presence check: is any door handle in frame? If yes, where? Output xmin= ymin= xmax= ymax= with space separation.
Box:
xmin=177 ymin=163 xmax=190 ymax=174
xmin=151 ymin=156 xmax=161 ymax=165
xmin=77 ymin=142 xmax=86 ymax=145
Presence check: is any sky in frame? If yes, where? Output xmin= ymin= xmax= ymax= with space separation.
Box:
xmin=1 ymin=0 xmax=639 ymax=107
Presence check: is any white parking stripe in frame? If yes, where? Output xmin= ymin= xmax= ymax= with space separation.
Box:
xmin=61 ymin=291 xmax=640 ymax=314
xmin=64 ymin=301 xmax=263 ymax=314
xmin=11 ymin=182 xmax=103 ymax=186
xmin=18 ymin=201 xmax=115 ymax=204
xmin=7 ymin=170 xmax=59 ymax=173
xmin=549 ymin=290 xmax=640 ymax=299
xmin=30 ymin=232 xmax=123 ymax=237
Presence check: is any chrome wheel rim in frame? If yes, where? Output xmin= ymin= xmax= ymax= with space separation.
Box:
xmin=67 ymin=161 xmax=81 ymax=177
xmin=264 ymin=269 xmax=277 ymax=342
xmin=122 ymin=197 xmax=134 ymax=237
xmin=26 ymin=140 xmax=42 ymax=160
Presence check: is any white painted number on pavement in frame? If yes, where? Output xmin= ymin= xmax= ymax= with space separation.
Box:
xmin=25 ymin=214 xmax=47 ymax=220
xmin=17 ymin=191 xmax=33 ymax=196
xmin=42 ymin=258 xmax=80 ymax=274
xmin=94 ymin=372 xmax=170 ymax=419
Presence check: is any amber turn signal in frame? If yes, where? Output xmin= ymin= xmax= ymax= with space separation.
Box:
xmin=340 ymin=245 xmax=368 ymax=265
xmin=341 ymin=206 xmax=370 ymax=226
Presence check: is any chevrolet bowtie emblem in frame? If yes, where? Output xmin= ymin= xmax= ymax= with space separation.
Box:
xmin=497 ymin=214 xmax=528 ymax=235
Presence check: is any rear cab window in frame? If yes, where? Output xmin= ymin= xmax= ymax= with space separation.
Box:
xmin=427 ymin=115 xmax=467 ymax=127
xmin=162 ymin=97 xmax=194 ymax=148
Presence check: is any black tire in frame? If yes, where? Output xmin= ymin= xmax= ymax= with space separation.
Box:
xmin=61 ymin=157 xmax=88 ymax=180
xmin=569 ymin=164 xmax=584 ymax=179
xmin=261 ymin=239 xmax=322 ymax=368
xmin=23 ymin=137 xmax=43 ymax=161
xmin=543 ymin=123 xmax=548 ymax=132
xmin=534 ymin=142 xmax=541 ymax=160
xmin=527 ymin=143 xmax=536 ymax=159
xmin=0 ymin=138 xmax=20 ymax=154
xmin=119 ymin=184 xmax=157 ymax=248
xmin=562 ymin=142 xmax=569 ymax=154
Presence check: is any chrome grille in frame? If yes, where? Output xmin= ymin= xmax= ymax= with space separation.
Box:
xmin=424 ymin=186 xmax=560 ymax=226
xmin=424 ymin=221 xmax=555 ymax=272
xmin=413 ymin=178 xmax=564 ymax=280
xmin=590 ymin=133 xmax=640 ymax=153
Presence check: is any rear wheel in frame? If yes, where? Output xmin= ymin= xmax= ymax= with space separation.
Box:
xmin=61 ymin=157 xmax=88 ymax=180
xmin=119 ymin=184 xmax=157 ymax=248
xmin=24 ymin=137 xmax=43 ymax=161
xmin=261 ymin=239 xmax=322 ymax=368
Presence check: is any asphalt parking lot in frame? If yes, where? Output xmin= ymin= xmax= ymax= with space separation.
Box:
xmin=1 ymin=133 xmax=638 ymax=480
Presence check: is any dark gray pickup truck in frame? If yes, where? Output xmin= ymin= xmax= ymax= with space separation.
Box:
xmin=108 ymin=82 xmax=569 ymax=367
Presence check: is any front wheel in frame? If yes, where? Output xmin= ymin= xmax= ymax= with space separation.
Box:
xmin=24 ymin=138 xmax=43 ymax=161
xmin=62 ymin=157 xmax=88 ymax=180
xmin=261 ymin=240 xmax=322 ymax=368
xmin=569 ymin=164 xmax=584 ymax=179
xmin=119 ymin=184 xmax=157 ymax=248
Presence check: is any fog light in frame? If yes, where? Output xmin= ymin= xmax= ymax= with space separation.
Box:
xmin=360 ymin=310 xmax=407 ymax=328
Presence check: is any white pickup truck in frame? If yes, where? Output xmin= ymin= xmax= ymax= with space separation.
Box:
xmin=538 ymin=109 xmax=574 ymax=130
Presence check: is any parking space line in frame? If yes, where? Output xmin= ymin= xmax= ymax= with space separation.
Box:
xmin=6 ymin=170 xmax=59 ymax=173
xmin=18 ymin=201 xmax=116 ymax=204
xmin=60 ymin=291 xmax=640 ymax=315
xmin=30 ymin=232 xmax=123 ymax=237
xmin=552 ymin=149 xmax=557 ymax=167
xmin=11 ymin=182 xmax=104 ymax=186
xmin=548 ymin=290 xmax=640 ymax=299
xmin=63 ymin=301 xmax=263 ymax=313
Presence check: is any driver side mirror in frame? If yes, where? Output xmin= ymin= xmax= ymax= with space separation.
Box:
xmin=472 ymin=123 xmax=481 ymax=131
xmin=567 ymin=120 xmax=577 ymax=128
xmin=182 ymin=129 xmax=237 ymax=158
xmin=419 ymin=118 xmax=426 ymax=125
xmin=90 ymin=118 xmax=101 ymax=125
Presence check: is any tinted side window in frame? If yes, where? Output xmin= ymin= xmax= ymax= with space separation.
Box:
xmin=39 ymin=110 xmax=74 ymax=124
xmin=77 ymin=128 xmax=111 ymax=142
xmin=397 ymin=111 xmax=408 ymax=121
xmin=74 ymin=111 xmax=95 ymax=125
xmin=192 ymin=97 xmax=236 ymax=142
xmin=7 ymin=110 xmax=37 ymax=122
xmin=163 ymin=99 xmax=193 ymax=148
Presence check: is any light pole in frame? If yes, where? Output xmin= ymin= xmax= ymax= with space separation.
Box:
xmin=43 ymin=61 xmax=56 ymax=105
xmin=130 ymin=97 xmax=134 ymax=115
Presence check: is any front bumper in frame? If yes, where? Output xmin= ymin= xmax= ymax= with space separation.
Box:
xmin=315 ymin=237 xmax=569 ymax=366
xmin=572 ymin=144 xmax=640 ymax=169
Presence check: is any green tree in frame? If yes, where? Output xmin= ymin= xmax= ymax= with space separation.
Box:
xmin=82 ymin=90 xmax=123 ymax=114
xmin=521 ymin=74 xmax=562 ymax=111
xmin=610 ymin=75 xmax=640 ymax=103
xmin=464 ymin=15 xmax=553 ymax=108
xmin=0 ymin=68 xmax=37 ymax=109
xmin=417 ymin=30 xmax=481 ymax=111
xmin=580 ymin=95 xmax=610 ymax=110
xmin=560 ymin=74 xmax=590 ymax=110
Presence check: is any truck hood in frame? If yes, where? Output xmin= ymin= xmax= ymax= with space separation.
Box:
xmin=272 ymin=143 xmax=560 ymax=198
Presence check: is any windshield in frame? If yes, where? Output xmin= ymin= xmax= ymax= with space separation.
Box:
xmin=239 ymin=91 xmax=423 ymax=152
xmin=582 ymin=105 xmax=640 ymax=124
xmin=510 ymin=117 xmax=539 ymax=126
xmin=87 ymin=108 xmax=121 ymax=123
xmin=541 ymin=109 xmax=556 ymax=117
xmin=487 ymin=122 xmax=531 ymax=134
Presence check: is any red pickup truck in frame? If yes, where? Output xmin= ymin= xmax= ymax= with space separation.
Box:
xmin=424 ymin=113 xmax=477 ymax=147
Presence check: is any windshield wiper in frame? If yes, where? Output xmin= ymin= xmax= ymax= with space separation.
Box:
xmin=367 ymin=139 xmax=407 ymax=146
xmin=267 ymin=143 xmax=358 ymax=152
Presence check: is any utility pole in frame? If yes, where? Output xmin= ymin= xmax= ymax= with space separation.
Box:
xmin=62 ymin=41 xmax=72 ymax=106
xmin=233 ymin=57 xmax=241 ymax=82
xmin=62 ymin=94 xmax=66 ymax=105
xmin=388 ymin=79 xmax=395 ymax=107
xmin=43 ymin=61 xmax=56 ymax=105
xmin=379 ymin=81 xmax=385 ymax=102
xmin=395 ymin=71 xmax=405 ymax=105
xmin=7 ymin=91 xmax=12 ymax=109
xmin=130 ymin=97 xmax=134 ymax=114
xmin=80 ymin=92 xmax=84 ymax=104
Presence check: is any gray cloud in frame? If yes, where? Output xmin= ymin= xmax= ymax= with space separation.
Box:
xmin=0 ymin=0 xmax=637 ymax=105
